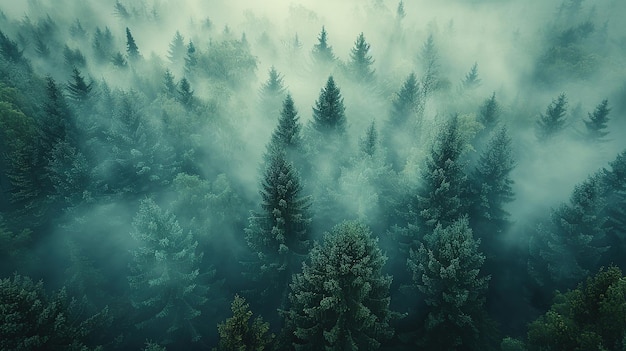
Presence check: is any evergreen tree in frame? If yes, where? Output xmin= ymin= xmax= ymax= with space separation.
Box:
xmin=0 ymin=29 xmax=23 ymax=63
xmin=360 ymin=120 xmax=378 ymax=156
xmin=536 ymin=93 xmax=568 ymax=141
xmin=416 ymin=115 xmax=468 ymax=230
xmin=408 ymin=217 xmax=490 ymax=350
xmin=390 ymin=73 xmax=420 ymax=126
xmin=184 ymin=41 xmax=197 ymax=73
xmin=216 ymin=295 xmax=273 ymax=351
xmin=114 ymin=0 xmax=131 ymax=19
xmin=69 ymin=19 xmax=86 ymax=39
xmin=66 ymin=67 xmax=93 ymax=103
xmin=177 ymin=77 xmax=194 ymax=108
xmin=92 ymin=27 xmax=114 ymax=63
xmin=462 ymin=62 xmax=481 ymax=90
xmin=112 ymin=51 xmax=127 ymax=67
xmin=63 ymin=45 xmax=86 ymax=68
xmin=163 ymin=69 xmax=177 ymax=97
xmin=283 ymin=221 xmax=394 ymax=350
xmin=346 ymin=32 xmax=375 ymax=82
xmin=269 ymin=94 xmax=302 ymax=152
xmin=311 ymin=26 xmax=335 ymax=67
xmin=0 ymin=274 xmax=109 ymax=350
xmin=128 ymin=198 xmax=212 ymax=344
xmin=583 ymin=99 xmax=610 ymax=142
xmin=602 ymin=150 xmax=626 ymax=268
xmin=311 ymin=76 xmax=346 ymax=135
xmin=45 ymin=140 xmax=90 ymax=209
xmin=478 ymin=92 xmax=500 ymax=132
xmin=245 ymin=150 xmax=311 ymax=303
xmin=126 ymin=27 xmax=140 ymax=61
xmin=259 ymin=66 xmax=286 ymax=118
xmin=420 ymin=34 xmax=441 ymax=96
xmin=167 ymin=31 xmax=186 ymax=64
xmin=529 ymin=174 xmax=608 ymax=291
xmin=396 ymin=1 xmax=406 ymax=21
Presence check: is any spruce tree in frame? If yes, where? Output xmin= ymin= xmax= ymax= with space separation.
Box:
xmin=167 ymin=31 xmax=186 ymax=64
xmin=396 ymin=1 xmax=406 ymax=20
xmin=177 ymin=77 xmax=194 ymax=108
xmin=390 ymin=73 xmax=420 ymax=126
xmin=259 ymin=66 xmax=286 ymax=118
xmin=478 ymin=92 xmax=500 ymax=132
xmin=408 ymin=217 xmax=490 ymax=350
xmin=311 ymin=26 xmax=335 ymax=67
xmin=283 ymin=221 xmax=394 ymax=350
xmin=216 ymin=295 xmax=273 ymax=351
xmin=163 ymin=69 xmax=177 ymax=97
xmin=346 ymin=32 xmax=375 ymax=82
xmin=360 ymin=120 xmax=378 ymax=156
xmin=601 ymin=150 xmax=626 ymax=268
xmin=416 ymin=115 xmax=468 ymax=230
xmin=128 ymin=198 xmax=211 ymax=344
xmin=269 ymin=94 xmax=302 ymax=152
xmin=420 ymin=34 xmax=440 ymax=96
xmin=126 ymin=27 xmax=140 ymax=61
xmin=93 ymin=27 xmax=114 ymax=63
xmin=0 ymin=29 xmax=23 ymax=63
xmin=245 ymin=150 xmax=311 ymax=302
xmin=184 ymin=41 xmax=197 ymax=73
xmin=583 ymin=99 xmax=610 ymax=142
xmin=66 ymin=67 xmax=93 ymax=103
xmin=462 ymin=62 xmax=481 ymax=90
xmin=536 ymin=93 xmax=568 ymax=141
xmin=311 ymin=76 xmax=346 ymax=135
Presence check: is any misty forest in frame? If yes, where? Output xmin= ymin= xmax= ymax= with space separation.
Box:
xmin=1 ymin=0 xmax=626 ymax=350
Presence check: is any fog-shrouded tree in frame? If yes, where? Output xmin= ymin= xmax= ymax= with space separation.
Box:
xmin=345 ymin=32 xmax=375 ymax=82
xmin=268 ymin=94 xmax=302 ymax=156
xmin=478 ymin=92 xmax=500 ymax=134
xmin=259 ymin=66 xmax=286 ymax=118
xmin=416 ymin=115 xmax=468 ymax=230
xmin=128 ymin=198 xmax=212 ymax=344
xmin=167 ymin=31 xmax=186 ymax=65
xmin=184 ymin=41 xmax=197 ymax=73
xmin=462 ymin=62 xmax=481 ymax=90
xmin=583 ymin=99 xmax=610 ymax=142
xmin=360 ymin=120 xmax=378 ymax=157
xmin=602 ymin=150 xmax=626 ymax=268
xmin=282 ymin=221 xmax=394 ymax=350
xmin=536 ymin=93 xmax=568 ymax=141
xmin=126 ymin=27 xmax=140 ymax=61
xmin=216 ymin=295 xmax=273 ymax=351
xmin=112 ymin=51 xmax=127 ymax=67
xmin=66 ymin=67 xmax=93 ymax=104
xmin=529 ymin=173 xmax=608 ymax=293
xmin=311 ymin=76 xmax=346 ymax=135
xmin=420 ymin=34 xmax=441 ymax=97
xmin=63 ymin=45 xmax=86 ymax=68
xmin=0 ymin=29 xmax=23 ymax=63
xmin=177 ymin=77 xmax=194 ymax=108
xmin=245 ymin=150 xmax=311 ymax=307
xmin=526 ymin=266 xmax=626 ymax=351
xmin=0 ymin=274 xmax=110 ymax=351
xmin=163 ymin=69 xmax=177 ymax=97
xmin=408 ymin=217 xmax=490 ymax=350
xmin=93 ymin=26 xmax=114 ymax=63
xmin=311 ymin=26 xmax=335 ymax=67
xmin=396 ymin=1 xmax=406 ymax=20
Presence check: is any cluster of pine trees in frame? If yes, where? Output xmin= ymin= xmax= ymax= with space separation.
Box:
xmin=1 ymin=0 xmax=626 ymax=350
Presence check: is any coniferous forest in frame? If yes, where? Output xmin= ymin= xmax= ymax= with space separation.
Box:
xmin=1 ymin=0 xmax=626 ymax=350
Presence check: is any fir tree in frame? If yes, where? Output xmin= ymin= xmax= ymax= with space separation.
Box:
xmin=126 ymin=27 xmax=140 ymax=61
xmin=259 ymin=66 xmax=286 ymax=99
xmin=63 ymin=45 xmax=86 ymax=68
xmin=0 ymin=29 xmax=23 ymax=63
xmin=283 ymin=221 xmax=394 ymax=350
xmin=114 ymin=0 xmax=130 ymax=19
xmin=462 ymin=62 xmax=481 ymax=90
xmin=478 ymin=92 xmax=500 ymax=132
xmin=177 ymin=77 xmax=194 ymax=108
xmin=396 ymin=1 xmax=406 ymax=20
xmin=112 ymin=51 xmax=127 ymax=67
xmin=269 ymin=94 xmax=302 ymax=152
xmin=311 ymin=76 xmax=346 ymax=134
xmin=420 ymin=34 xmax=440 ymax=96
xmin=216 ymin=295 xmax=273 ymax=351
xmin=390 ymin=73 xmax=420 ymax=126
xmin=346 ymin=32 xmax=375 ymax=82
xmin=92 ymin=27 xmax=114 ymax=63
xmin=128 ymin=198 xmax=211 ymax=344
xmin=163 ymin=69 xmax=177 ymax=97
xmin=536 ymin=93 xmax=568 ymax=141
xmin=66 ymin=67 xmax=93 ymax=103
xmin=583 ymin=99 xmax=610 ymax=142
xmin=416 ymin=115 xmax=468 ymax=230
xmin=360 ymin=120 xmax=378 ymax=156
xmin=601 ymin=150 xmax=626 ymax=268
xmin=408 ymin=217 xmax=490 ymax=350
xmin=167 ymin=31 xmax=186 ymax=64
xmin=184 ymin=41 xmax=197 ymax=73
xmin=311 ymin=26 xmax=335 ymax=66
xmin=245 ymin=150 xmax=311 ymax=303
xmin=69 ymin=19 xmax=86 ymax=39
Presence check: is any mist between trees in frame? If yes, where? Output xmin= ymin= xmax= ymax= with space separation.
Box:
xmin=1 ymin=0 xmax=626 ymax=350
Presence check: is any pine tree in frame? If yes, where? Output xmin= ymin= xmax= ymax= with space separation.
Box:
xmin=408 ymin=217 xmax=490 ymax=350
xmin=311 ymin=76 xmax=347 ymax=135
xmin=114 ymin=0 xmax=130 ymax=19
xmin=360 ymin=120 xmax=378 ymax=156
xmin=536 ymin=93 xmax=568 ymax=141
xmin=66 ymin=67 xmax=93 ymax=103
xmin=245 ymin=150 xmax=311 ymax=302
xmin=128 ymin=198 xmax=211 ymax=344
xmin=216 ymin=295 xmax=273 ymax=351
xmin=283 ymin=221 xmax=394 ymax=350
xmin=420 ymin=34 xmax=441 ymax=97
xmin=0 ymin=29 xmax=23 ymax=63
xmin=478 ymin=92 xmax=500 ymax=132
xmin=390 ymin=73 xmax=420 ymax=126
xmin=177 ymin=77 xmax=194 ymax=108
xmin=184 ymin=41 xmax=197 ymax=73
xmin=346 ymin=32 xmax=375 ymax=82
xmin=126 ymin=27 xmax=140 ymax=61
xmin=167 ymin=31 xmax=186 ymax=64
xmin=112 ymin=51 xmax=127 ymax=67
xmin=163 ymin=69 xmax=177 ymax=97
xmin=583 ymin=99 xmax=610 ymax=142
xmin=416 ymin=115 xmax=468 ymax=230
xmin=93 ymin=27 xmax=114 ymax=63
xmin=63 ymin=45 xmax=86 ymax=68
xmin=462 ymin=62 xmax=481 ymax=90
xmin=269 ymin=94 xmax=302 ymax=152
xmin=45 ymin=140 xmax=90 ymax=209
xmin=259 ymin=66 xmax=286 ymax=118
xmin=311 ymin=26 xmax=335 ymax=66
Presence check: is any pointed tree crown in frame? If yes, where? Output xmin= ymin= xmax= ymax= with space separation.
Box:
xmin=312 ymin=76 xmax=346 ymax=134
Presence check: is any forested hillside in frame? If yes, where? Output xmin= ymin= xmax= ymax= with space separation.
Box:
xmin=1 ymin=0 xmax=626 ymax=350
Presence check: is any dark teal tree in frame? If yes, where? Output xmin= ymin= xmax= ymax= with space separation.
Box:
xmin=536 ymin=93 xmax=568 ymax=141
xmin=462 ymin=62 xmax=481 ymax=90
xmin=177 ymin=77 xmax=194 ymax=108
xmin=126 ymin=27 xmax=140 ymax=61
xmin=478 ymin=93 xmax=500 ymax=132
xmin=216 ymin=295 xmax=274 ymax=351
xmin=408 ymin=217 xmax=490 ymax=350
xmin=282 ymin=221 xmax=394 ymax=350
xmin=420 ymin=34 xmax=441 ymax=96
xmin=167 ymin=31 xmax=186 ymax=64
xmin=163 ymin=69 xmax=177 ymax=97
xmin=184 ymin=41 xmax=197 ymax=73
xmin=602 ymin=150 xmax=626 ymax=269
xmin=359 ymin=120 xmax=378 ymax=156
xmin=259 ymin=66 xmax=286 ymax=118
xmin=311 ymin=26 xmax=335 ymax=67
xmin=583 ymin=99 xmax=610 ymax=142
xmin=92 ymin=26 xmax=114 ymax=63
xmin=311 ymin=76 xmax=346 ymax=135
xmin=128 ymin=198 xmax=212 ymax=344
xmin=346 ymin=32 xmax=375 ymax=82
xmin=66 ymin=67 xmax=93 ymax=104
xmin=269 ymin=94 xmax=302 ymax=153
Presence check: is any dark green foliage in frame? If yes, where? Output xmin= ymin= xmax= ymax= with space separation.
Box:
xmin=416 ymin=115 xmax=468 ymax=229
xmin=462 ymin=62 xmax=481 ymax=90
xmin=478 ymin=92 xmax=500 ymax=132
xmin=0 ymin=274 xmax=109 ymax=351
xmin=0 ymin=29 xmax=23 ymax=62
xmin=184 ymin=41 xmax=197 ymax=73
xmin=527 ymin=266 xmax=626 ymax=351
xmin=111 ymin=51 xmax=127 ymax=67
xmin=269 ymin=94 xmax=302 ymax=152
xmin=583 ymin=99 xmax=610 ymax=142
xmin=198 ymin=39 xmax=257 ymax=87
xmin=346 ymin=32 xmax=375 ymax=82
xmin=390 ymin=73 xmax=420 ymax=126
xmin=283 ymin=221 xmax=394 ymax=350
xmin=602 ymin=150 xmax=626 ymax=268
xmin=408 ymin=218 xmax=490 ymax=350
xmin=126 ymin=27 xmax=140 ymax=61
xmin=128 ymin=198 xmax=211 ymax=344
xmin=311 ymin=76 xmax=346 ymax=134
xmin=245 ymin=150 xmax=311 ymax=299
xmin=311 ymin=26 xmax=335 ymax=66
xmin=536 ymin=93 xmax=568 ymax=141
xmin=0 ymin=216 xmax=32 ymax=275
xmin=163 ymin=69 xmax=177 ymax=97
xmin=45 ymin=140 xmax=90 ymax=208
xmin=420 ymin=34 xmax=441 ymax=96
xmin=529 ymin=174 xmax=608 ymax=290
xmin=66 ymin=67 xmax=93 ymax=103
xmin=92 ymin=27 xmax=114 ymax=63
xmin=63 ymin=45 xmax=86 ymax=68
xmin=360 ymin=120 xmax=378 ymax=156
xmin=177 ymin=77 xmax=194 ymax=108
xmin=216 ymin=295 xmax=273 ymax=351
xmin=167 ymin=31 xmax=185 ymax=64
